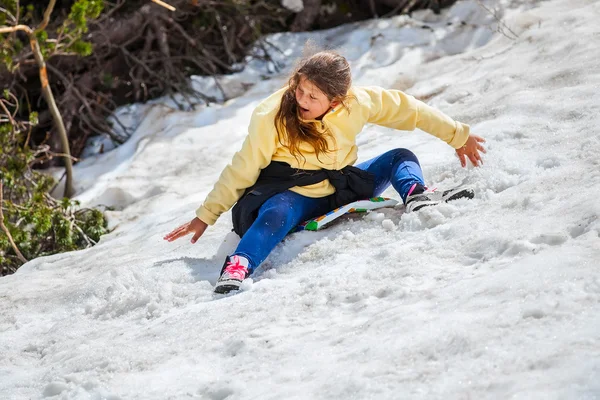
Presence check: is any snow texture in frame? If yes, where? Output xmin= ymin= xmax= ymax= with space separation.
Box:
xmin=2 ymin=0 xmax=600 ymax=399
xmin=281 ymin=0 xmax=304 ymax=13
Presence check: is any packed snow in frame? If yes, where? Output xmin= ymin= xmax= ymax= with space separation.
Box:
xmin=1 ymin=0 xmax=599 ymax=398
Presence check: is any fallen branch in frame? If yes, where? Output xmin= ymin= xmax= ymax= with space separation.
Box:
xmin=0 ymin=181 xmax=28 ymax=264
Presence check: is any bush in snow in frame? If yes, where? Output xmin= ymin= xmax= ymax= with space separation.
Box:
xmin=0 ymin=90 xmax=107 ymax=276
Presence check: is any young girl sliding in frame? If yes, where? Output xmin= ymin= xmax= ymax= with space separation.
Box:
xmin=164 ymin=51 xmax=486 ymax=294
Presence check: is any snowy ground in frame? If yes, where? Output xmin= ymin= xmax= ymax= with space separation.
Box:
xmin=2 ymin=0 xmax=600 ymax=399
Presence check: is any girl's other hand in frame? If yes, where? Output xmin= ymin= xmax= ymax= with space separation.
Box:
xmin=163 ymin=217 xmax=208 ymax=244
xmin=456 ymin=134 xmax=486 ymax=167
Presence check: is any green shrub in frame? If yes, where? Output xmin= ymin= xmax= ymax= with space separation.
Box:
xmin=0 ymin=93 xmax=108 ymax=276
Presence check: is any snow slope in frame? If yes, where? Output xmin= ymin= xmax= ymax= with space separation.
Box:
xmin=1 ymin=0 xmax=599 ymax=399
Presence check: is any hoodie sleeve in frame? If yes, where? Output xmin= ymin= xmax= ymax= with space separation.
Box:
xmin=195 ymin=107 xmax=278 ymax=225
xmin=362 ymin=86 xmax=470 ymax=149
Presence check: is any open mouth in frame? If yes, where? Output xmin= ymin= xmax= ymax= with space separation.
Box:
xmin=300 ymin=107 xmax=310 ymax=113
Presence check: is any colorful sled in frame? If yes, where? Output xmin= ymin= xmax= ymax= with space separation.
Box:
xmin=296 ymin=197 xmax=399 ymax=232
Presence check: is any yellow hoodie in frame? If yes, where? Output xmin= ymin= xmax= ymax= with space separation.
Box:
xmin=196 ymin=85 xmax=470 ymax=225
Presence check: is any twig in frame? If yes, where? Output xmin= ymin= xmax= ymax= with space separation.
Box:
xmin=94 ymin=0 xmax=127 ymax=23
xmin=474 ymin=0 xmax=518 ymax=40
xmin=73 ymin=222 xmax=97 ymax=246
xmin=48 ymin=151 xmax=79 ymax=161
xmin=134 ymin=25 xmax=155 ymax=100
xmin=469 ymin=41 xmax=516 ymax=62
xmin=31 ymin=151 xmax=79 ymax=164
xmin=37 ymin=0 xmax=58 ymax=32
xmin=0 ymin=181 xmax=28 ymax=264
xmin=253 ymin=38 xmax=283 ymax=73
xmin=121 ymin=46 xmax=164 ymax=81
xmin=215 ymin=13 xmax=236 ymax=64
xmin=46 ymin=64 xmax=127 ymax=143
xmin=159 ymin=14 xmax=196 ymax=47
xmin=0 ymin=24 xmax=32 ymax=35
xmin=120 ymin=46 xmax=188 ymax=101
xmin=75 ymin=103 xmax=102 ymax=133
xmin=0 ymin=99 xmax=16 ymax=134
xmin=150 ymin=19 xmax=171 ymax=58
xmin=0 ymin=7 xmax=17 ymax=24
xmin=151 ymin=0 xmax=176 ymax=12
xmin=259 ymin=37 xmax=286 ymax=56
xmin=49 ymin=171 xmax=67 ymax=195
xmin=3 ymin=90 xmax=20 ymax=115
xmin=23 ymin=88 xmax=34 ymax=148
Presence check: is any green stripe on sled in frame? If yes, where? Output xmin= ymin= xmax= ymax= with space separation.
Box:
xmin=295 ymin=197 xmax=399 ymax=232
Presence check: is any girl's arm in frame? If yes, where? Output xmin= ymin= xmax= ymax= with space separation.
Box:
xmin=361 ymin=86 xmax=485 ymax=166
xmin=164 ymin=107 xmax=278 ymax=244
xmin=362 ymin=86 xmax=470 ymax=149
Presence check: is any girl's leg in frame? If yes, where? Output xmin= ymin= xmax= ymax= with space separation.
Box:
xmin=355 ymin=148 xmax=425 ymax=202
xmin=233 ymin=191 xmax=330 ymax=274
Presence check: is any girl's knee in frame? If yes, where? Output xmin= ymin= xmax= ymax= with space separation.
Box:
xmin=390 ymin=148 xmax=419 ymax=165
xmin=259 ymin=204 xmax=295 ymax=228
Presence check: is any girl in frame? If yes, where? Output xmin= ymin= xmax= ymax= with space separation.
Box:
xmin=164 ymin=51 xmax=485 ymax=294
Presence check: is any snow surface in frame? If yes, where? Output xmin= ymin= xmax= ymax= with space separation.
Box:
xmin=2 ymin=0 xmax=600 ymax=399
xmin=281 ymin=0 xmax=304 ymax=14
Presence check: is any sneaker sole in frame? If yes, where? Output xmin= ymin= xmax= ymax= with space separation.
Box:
xmin=442 ymin=187 xmax=475 ymax=202
xmin=407 ymin=200 xmax=440 ymax=213
xmin=214 ymin=279 xmax=243 ymax=294
xmin=407 ymin=187 xmax=475 ymax=213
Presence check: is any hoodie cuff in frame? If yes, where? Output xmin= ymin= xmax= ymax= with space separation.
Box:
xmin=448 ymin=122 xmax=470 ymax=149
xmin=195 ymin=205 xmax=218 ymax=226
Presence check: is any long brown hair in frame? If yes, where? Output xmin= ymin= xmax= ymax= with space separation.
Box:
xmin=274 ymin=51 xmax=353 ymax=165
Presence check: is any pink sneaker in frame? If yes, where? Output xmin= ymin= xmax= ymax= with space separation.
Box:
xmin=214 ymin=255 xmax=249 ymax=294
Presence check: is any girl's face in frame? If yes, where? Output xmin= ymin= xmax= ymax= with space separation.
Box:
xmin=295 ymin=76 xmax=339 ymax=120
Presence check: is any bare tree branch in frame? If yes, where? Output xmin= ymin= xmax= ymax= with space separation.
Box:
xmin=0 ymin=24 xmax=32 ymax=34
xmin=0 ymin=98 xmax=16 ymax=132
xmin=0 ymin=7 xmax=17 ymax=24
xmin=29 ymin=38 xmax=75 ymax=197
xmin=15 ymin=0 xmax=20 ymax=24
xmin=37 ymin=0 xmax=58 ymax=32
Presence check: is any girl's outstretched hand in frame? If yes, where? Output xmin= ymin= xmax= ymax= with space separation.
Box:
xmin=164 ymin=217 xmax=208 ymax=244
xmin=456 ymin=134 xmax=486 ymax=167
